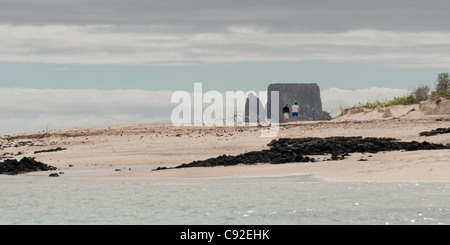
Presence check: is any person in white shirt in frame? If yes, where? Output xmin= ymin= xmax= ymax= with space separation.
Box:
xmin=291 ymin=102 xmax=300 ymax=122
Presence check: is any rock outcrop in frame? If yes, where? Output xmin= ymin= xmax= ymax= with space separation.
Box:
xmin=267 ymin=83 xmax=331 ymax=122
xmin=419 ymin=127 xmax=450 ymax=137
xmin=0 ymin=157 xmax=57 ymax=175
xmin=154 ymin=137 xmax=450 ymax=169
xmin=244 ymin=83 xmax=331 ymax=123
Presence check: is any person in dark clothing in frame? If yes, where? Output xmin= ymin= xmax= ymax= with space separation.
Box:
xmin=282 ymin=104 xmax=290 ymax=122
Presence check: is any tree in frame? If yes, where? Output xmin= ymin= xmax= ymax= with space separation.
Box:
xmin=412 ymin=85 xmax=430 ymax=101
xmin=436 ymin=72 xmax=449 ymax=97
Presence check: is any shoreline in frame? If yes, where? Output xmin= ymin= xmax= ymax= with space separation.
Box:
xmin=1 ymin=116 xmax=450 ymax=183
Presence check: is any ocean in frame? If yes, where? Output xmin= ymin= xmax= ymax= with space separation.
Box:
xmin=1 ymin=175 xmax=450 ymax=225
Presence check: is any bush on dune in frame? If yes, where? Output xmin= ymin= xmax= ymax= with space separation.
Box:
xmin=358 ymin=73 xmax=449 ymax=109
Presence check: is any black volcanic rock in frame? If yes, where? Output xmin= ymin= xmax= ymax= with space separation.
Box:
xmin=159 ymin=137 xmax=450 ymax=170
xmin=419 ymin=127 xmax=450 ymax=137
xmin=34 ymin=147 xmax=66 ymax=154
xmin=0 ymin=157 xmax=57 ymax=175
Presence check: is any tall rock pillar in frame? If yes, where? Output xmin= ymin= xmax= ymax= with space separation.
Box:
xmin=267 ymin=83 xmax=331 ymax=122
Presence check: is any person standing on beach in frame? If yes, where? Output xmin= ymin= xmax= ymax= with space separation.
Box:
xmin=282 ymin=104 xmax=290 ymax=122
xmin=291 ymin=102 xmax=300 ymax=122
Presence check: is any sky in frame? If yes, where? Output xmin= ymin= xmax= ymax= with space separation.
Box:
xmin=1 ymin=0 xmax=450 ymax=135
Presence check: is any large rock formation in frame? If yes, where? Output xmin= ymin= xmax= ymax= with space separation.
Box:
xmin=244 ymin=83 xmax=331 ymax=123
xmin=244 ymin=92 xmax=266 ymax=123
xmin=267 ymin=83 xmax=331 ymax=122
xmin=245 ymin=83 xmax=331 ymax=123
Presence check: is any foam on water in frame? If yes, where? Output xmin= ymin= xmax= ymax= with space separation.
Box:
xmin=1 ymin=176 xmax=450 ymax=225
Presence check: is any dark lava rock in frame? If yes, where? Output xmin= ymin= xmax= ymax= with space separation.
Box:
xmin=0 ymin=157 xmax=57 ymax=175
xmin=49 ymin=173 xmax=59 ymax=177
xmin=265 ymin=137 xmax=449 ymax=155
xmin=34 ymin=147 xmax=66 ymax=154
xmin=159 ymin=137 xmax=450 ymax=170
xmin=419 ymin=127 xmax=450 ymax=137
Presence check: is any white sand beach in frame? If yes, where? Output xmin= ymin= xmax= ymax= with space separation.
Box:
xmin=1 ymin=99 xmax=449 ymax=182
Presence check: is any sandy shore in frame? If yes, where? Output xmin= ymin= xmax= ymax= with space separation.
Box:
xmin=2 ymin=107 xmax=449 ymax=182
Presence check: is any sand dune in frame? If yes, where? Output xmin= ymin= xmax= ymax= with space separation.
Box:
xmin=334 ymin=97 xmax=450 ymax=121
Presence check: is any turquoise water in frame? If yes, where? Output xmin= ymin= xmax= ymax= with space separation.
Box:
xmin=1 ymin=176 xmax=450 ymax=225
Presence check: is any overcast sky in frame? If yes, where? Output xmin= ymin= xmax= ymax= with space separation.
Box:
xmin=1 ymin=0 xmax=449 ymax=135
xmin=1 ymin=0 xmax=449 ymax=32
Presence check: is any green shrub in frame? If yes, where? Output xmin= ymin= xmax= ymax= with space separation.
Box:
xmin=358 ymin=95 xmax=419 ymax=109
xmin=357 ymin=73 xmax=448 ymax=110
xmin=436 ymin=73 xmax=449 ymax=98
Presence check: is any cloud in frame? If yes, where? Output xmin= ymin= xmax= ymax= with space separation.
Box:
xmin=0 ymin=88 xmax=174 ymax=113
xmin=0 ymin=88 xmax=175 ymax=135
xmin=321 ymin=87 xmax=411 ymax=116
xmin=2 ymin=1 xmax=450 ymax=69
xmin=2 ymin=24 xmax=450 ymax=68
xmin=1 ymin=0 xmax=450 ymax=33
xmin=1 ymin=86 xmax=414 ymax=135
xmin=0 ymin=87 xmax=256 ymax=135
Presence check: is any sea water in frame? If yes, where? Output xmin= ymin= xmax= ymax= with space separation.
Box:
xmin=1 ymin=176 xmax=450 ymax=225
